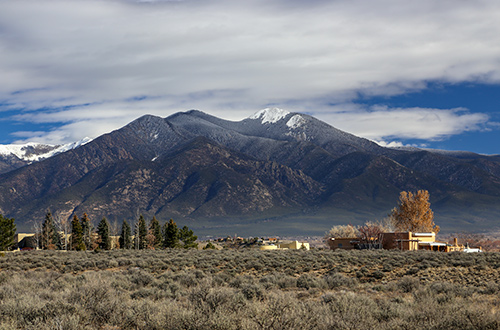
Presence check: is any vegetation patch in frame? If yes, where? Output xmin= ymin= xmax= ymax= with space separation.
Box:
xmin=1 ymin=249 xmax=500 ymax=329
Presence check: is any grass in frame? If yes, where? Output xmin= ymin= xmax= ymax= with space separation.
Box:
xmin=1 ymin=249 xmax=500 ymax=329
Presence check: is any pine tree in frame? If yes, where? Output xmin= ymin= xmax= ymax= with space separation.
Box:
xmin=0 ymin=214 xmax=16 ymax=251
xmin=149 ymin=216 xmax=162 ymax=249
xmin=97 ymin=217 xmax=111 ymax=250
xmin=163 ymin=219 xmax=179 ymax=248
xmin=138 ymin=215 xmax=147 ymax=249
xmin=80 ymin=213 xmax=93 ymax=250
xmin=42 ymin=212 xmax=55 ymax=250
xmin=119 ymin=220 xmax=132 ymax=249
xmin=52 ymin=225 xmax=63 ymax=250
xmin=71 ymin=215 xmax=85 ymax=251
xmin=390 ymin=190 xmax=440 ymax=233
xmin=179 ymin=225 xmax=198 ymax=249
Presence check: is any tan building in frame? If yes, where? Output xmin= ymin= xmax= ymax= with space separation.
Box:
xmin=328 ymin=232 xmax=478 ymax=252
xmin=381 ymin=232 xmax=436 ymax=251
xmin=259 ymin=244 xmax=278 ymax=250
xmin=14 ymin=233 xmax=35 ymax=244
xmin=14 ymin=233 xmax=38 ymax=250
xmin=260 ymin=240 xmax=310 ymax=251
xmin=327 ymin=237 xmax=359 ymax=250
xmin=278 ymin=241 xmax=310 ymax=250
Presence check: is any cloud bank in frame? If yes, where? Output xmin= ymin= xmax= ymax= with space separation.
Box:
xmin=0 ymin=0 xmax=499 ymax=144
xmin=314 ymin=104 xmax=491 ymax=147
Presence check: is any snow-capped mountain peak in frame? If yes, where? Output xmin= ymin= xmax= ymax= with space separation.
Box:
xmin=249 ymin=107 xmax=290 ymax=124
xmin=0 ymin=137 xmax=92 ymax=162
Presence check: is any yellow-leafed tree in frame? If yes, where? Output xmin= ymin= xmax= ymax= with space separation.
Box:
xmin=390 ymin=190 xmax=440 ymax=233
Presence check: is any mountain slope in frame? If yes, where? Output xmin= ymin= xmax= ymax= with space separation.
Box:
xmin=1 ymin=109 xmax=500 ymax=235
xmin=0 ymin=136 xmax=322 ymax=230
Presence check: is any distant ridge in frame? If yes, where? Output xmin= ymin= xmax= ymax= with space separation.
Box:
xmin=0 ymin=137 xmax=92 ymax=174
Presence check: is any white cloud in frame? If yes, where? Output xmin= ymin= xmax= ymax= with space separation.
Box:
xmin=314 ymin=104 xmax=491 ymax=141
xmin=0 ymin=0 xmax=500 ymax=143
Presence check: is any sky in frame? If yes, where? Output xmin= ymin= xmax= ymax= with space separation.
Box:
xmin=1 ymin=0 xmax=500 ymax=154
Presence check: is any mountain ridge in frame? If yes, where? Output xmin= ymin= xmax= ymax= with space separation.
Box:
xmin=1 ymin=109 xmax=500 ymax=235
xmin=0 ymin=137 xmax=92 ymax=174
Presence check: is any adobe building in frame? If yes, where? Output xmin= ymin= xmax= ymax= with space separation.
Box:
xmin=259 ymin=240 xmax=310 ymax=250
xmin=328 ymin=232 xmax=477 ymax=252
xmin=278 ymin=240 xmax=310 ymax=250
xmin=327 ymin=237 xmax=359 ymax=250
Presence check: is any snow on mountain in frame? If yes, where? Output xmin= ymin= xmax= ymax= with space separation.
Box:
xmin=0 ymin=137 xmax=92 ymax=162
xmin=249 ymin=107 xmax=290 ymax=124
xmin=49 ymin=137 xmax=93 ymax=157
xmin=286 ymin=114 xmax=306 ymax=129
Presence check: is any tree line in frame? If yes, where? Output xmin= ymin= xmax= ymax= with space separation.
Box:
xmin=117 ymin=215 xmax=198 ymax=250
xmin=0 ymin=212 xmax=197 ymax=251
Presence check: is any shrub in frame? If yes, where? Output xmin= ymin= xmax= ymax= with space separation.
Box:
xmin=397 ymin=276 xmax=420 ymax=293
xmin=240 ymin=282 xmax=264 ymax=300
xmin=324 ymin=273 xmax=358 ymax=289
xmin=2 ymin=249 xmax=500 ymax=329
xmin=297 ymin=274 xmax=326 ymax=290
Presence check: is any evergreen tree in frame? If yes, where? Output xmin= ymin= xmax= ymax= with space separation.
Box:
xmin=163 ymin=219 xmax=179 ymax=248
xmin=97 ymin=217 xmax=111 ymax=250
xmin=0 ymin=214 xmax=16 ymax=251
xmin=52 ymin=226 xmax=63 ymax=250
xmin=137 ymin=215 xmax=147 ymax=249
xmin=119 ymin=220 xmax=132 ymax=249
xmin=80 ymin=213 xmax=93 ymax=250
xmin=42 ymin=212 xmax=55 ymax=250
xmin=179 ymin=225 xmax=198 ymax=249
xmin=133 ymin=221 xmax=139 ymax=249
xmin=71 ymin=215 xmax=85 ymax=251
xmin=149 ymin=216 xmax=162 ymax=249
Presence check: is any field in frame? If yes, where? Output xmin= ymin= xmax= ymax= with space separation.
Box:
xmin=1 ymin=249 xmax=500 ymax=329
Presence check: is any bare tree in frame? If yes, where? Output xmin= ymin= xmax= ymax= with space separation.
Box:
xmin=111 ymin=219 xmax=120 ymax=236
xmin=32 ymin=219 xmax=42 ymax=250
xmin=53 ymin=212 xmax=70 ymax=250
xmin=357 ymin=222 xmax=384 ymax=249
xmin=325 ymin=225 xmax=359 ymax=240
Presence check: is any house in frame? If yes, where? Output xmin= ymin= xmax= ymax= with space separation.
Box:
xmin=259 ymin=244 xmax=278 ymax=250
xmin=14 ymin=233 xmax=35 ymax=244
xmin=260 ymin=240 xmax=310 ymax=250
xmin=381 ymin=232 xmax=436 ymax=251
xmin=13 ymin=233 xmax=38 ymax=250
xmin=15 ymin=234 xmax=38 ymax=250
xmin=278 ymin=241 xmax=310 ymax=250
xmin=327 ymin=237 xmax=359 ymax=250
xmin=328 ymin=232 xmax=481 ymax=252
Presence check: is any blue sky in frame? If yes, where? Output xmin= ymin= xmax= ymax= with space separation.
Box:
xmin=356 ymin=82 xmax=500 ymax=154
xmin=1 ymin=0 xmax=500 ymax=154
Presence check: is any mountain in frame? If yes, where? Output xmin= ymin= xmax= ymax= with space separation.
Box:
xmin=0 ymin=138 xmax=92 ymax=174
xmin=1 ymin=108 xmax=500 ymax=236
